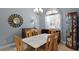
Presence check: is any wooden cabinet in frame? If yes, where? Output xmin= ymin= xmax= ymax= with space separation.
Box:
xmin=66 ymin=12 xmax=79 ymax=50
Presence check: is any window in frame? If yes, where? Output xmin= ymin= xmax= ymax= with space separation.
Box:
xmin=45 ymin=9 xmax=61 ymax=30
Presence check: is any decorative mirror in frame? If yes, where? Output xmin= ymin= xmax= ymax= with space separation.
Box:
xmin=8 ymin=14 xmax=23 ymax=28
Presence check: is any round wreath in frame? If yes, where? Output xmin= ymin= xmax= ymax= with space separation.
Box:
xmin=8 ymin=14 xmax=23 ymax=28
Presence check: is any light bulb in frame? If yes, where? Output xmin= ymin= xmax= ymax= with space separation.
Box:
xmin=33 ymin=8 xmax=43 ymax=14
xmin=39 ymin=8 xmax=43 ymax=13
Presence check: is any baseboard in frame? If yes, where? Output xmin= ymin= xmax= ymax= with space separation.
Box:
xmin=0 ymin=43 xmax=15 ymax=49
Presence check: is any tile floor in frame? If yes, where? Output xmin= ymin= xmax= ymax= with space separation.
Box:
xmin=58 ymin=43 xmax=74 ymax=51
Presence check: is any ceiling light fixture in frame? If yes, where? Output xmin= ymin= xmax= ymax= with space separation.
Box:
xmin=33 ymin=8 xmax=43 ymax=15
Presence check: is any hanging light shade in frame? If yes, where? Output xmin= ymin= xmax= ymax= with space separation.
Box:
xmin=33 ymin=8 xmax=39 ymax=13
xmin=39 ymin=8 xmax=43 ymax=13
xmin=33 ymin=8 xmax=43 ymax=14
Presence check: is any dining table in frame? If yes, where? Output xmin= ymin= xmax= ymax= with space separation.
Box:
xmin=22 ymin=33 xmax=50 ymax=51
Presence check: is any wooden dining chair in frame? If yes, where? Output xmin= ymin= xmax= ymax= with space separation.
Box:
xmin=33 ymin=30 xmax=39 ymax=36
xmin=38 ymin=32 xmax=59 ymax=51
xmin=14 ymin=35 xmax=25 ymax=51
xmin=26 ymin=30 xmax=33 ymax=37
xmin=38 ymin=34 xmax=54 ymax=51
xmin=45 ymin=34 xmax=55 ymax=51
xmin=49 ymin=29 xmax=57 ymax=34
xmin=14 ymin=35 xmax=34 ymax=51
xmin=46 ymin=32 xmax=59 ymax=51
xmin=32 ymin=29 xmax=41 ymax=36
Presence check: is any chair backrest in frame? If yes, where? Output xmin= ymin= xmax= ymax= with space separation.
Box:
xmin=26 ymin=30 xmax=33 ymax=37
xmin=45 ymin=32 xmax=59 ymax=51
xmin=49 ymin=29 xmax=57 ymax=34
xmin=33 ymin=30 xmax=39 ymax=35
xmin=45 ymin=34 xmax=54 ymax=51
xmin=31 ymin=29 xmax=41 ymax=36
xmin=14 ymin=35 xmax=25 ymax=51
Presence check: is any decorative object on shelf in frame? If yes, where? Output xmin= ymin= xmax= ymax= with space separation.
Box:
xmin=33 ymin=8 xmax=43 ymax=15
xmin=8 ymin=14 xmax=23 ymax=28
